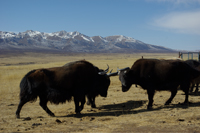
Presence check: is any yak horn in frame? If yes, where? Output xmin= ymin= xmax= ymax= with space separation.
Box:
xmin=106 ymin=70 xmax=118 ymax=77
xmin=117 ymin=67 xmax=130 ymax=71
xmin=98 ymin=64 xmax=109 ymax=75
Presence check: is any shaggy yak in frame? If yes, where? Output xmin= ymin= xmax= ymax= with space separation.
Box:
xmin=16 ymin=60 xmax=117 ymax=118
xmin=118 ymin=59 xmax=200 ymax=109
xmin=185 ymin=60 xmax=200 ymax=93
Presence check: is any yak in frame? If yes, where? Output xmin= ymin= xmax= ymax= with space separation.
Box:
xmin=16 ymin=60 xmax=116 ymax=118
xmin=185 ymin=60 xmax=200 ymax=93
xmin=118 ymin=59 xmax=200 ymax=109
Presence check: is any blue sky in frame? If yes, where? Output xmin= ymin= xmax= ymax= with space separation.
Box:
xmin=1 ymin=0 xmax=200 ymax=51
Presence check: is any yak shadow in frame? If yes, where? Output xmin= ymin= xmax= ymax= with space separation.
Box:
xmin=59 ymin=100 xmax=200 ymax=118
xmin=60 ymin=100 xmax=147 ymax=118
xmin=189 ymin=92 xmax=200 ymax=96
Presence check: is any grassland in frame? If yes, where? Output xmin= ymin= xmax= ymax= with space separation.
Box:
xmin=1 ymin=52 xmax=200 ymax=132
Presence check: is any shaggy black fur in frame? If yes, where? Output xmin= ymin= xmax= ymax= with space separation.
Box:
xmin=16 ymin=60 xmax=111 ymax=118
xmin=119 ymin=59 xmax=200 ymax=110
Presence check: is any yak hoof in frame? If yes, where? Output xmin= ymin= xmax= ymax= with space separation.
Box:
xmin=147 ymin=106 xmax=153 ymax=110
xmin=182 ymin=101 xmax=190 ymax=105
xmin=165 ymin=102 xmax=170 ymax=105
xmin=16 ymin=114 xmax=20 ymax=119
xmin=49 ymin=113 xmax=55 ymax=117
xmin=91 ymin=104 xmax=96 ymax=108
xmin=75 ymin=112 xmax=81 ymax=115
xmin=75 ymin=112 xmax=82 ymax=118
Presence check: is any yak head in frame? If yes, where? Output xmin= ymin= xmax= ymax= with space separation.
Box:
xmin=118 ymin=67 xmax=133 ymax=92
xmin=96 ymin=65 xmax=118 ymax=97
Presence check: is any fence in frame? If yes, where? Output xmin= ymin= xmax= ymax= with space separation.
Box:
xmin=178 ymin=52 xmax=200 ymax=61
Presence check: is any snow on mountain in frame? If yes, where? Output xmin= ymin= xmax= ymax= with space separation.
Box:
xmin=0 ymin=31 xmax=16 ymax=38
xmin=0 ymin=30 xmax=174 ymax=53
xmin=115 ymin=35 xmax=137 ymax=43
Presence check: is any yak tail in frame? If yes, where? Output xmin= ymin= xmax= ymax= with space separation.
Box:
xmin=19 ymin=70 xmax=38 ymax=102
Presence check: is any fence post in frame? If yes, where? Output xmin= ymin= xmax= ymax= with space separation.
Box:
xmin=199 ymin=52 xmax=200 ymax=61
xmin=191 ymin=53 xmax=193 ymax=60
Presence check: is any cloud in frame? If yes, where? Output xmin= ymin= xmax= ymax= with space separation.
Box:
xmin=153 ymin=11 xmax=200 ymax=35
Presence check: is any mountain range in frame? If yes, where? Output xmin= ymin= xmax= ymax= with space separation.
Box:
xmin=0 ymin=30 xmax=174 ymax=53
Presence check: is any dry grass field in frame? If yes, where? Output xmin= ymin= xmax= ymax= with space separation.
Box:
xmin=1 ymin=52 xmax=200 ymax=132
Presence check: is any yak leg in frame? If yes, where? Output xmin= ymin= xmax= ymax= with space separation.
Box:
xmin=74 ymin=94 xmax=86 ymax=114
xmin=86 ymin=95 xmax=96 ymax=108
xmin=39 ymin=96 xmax=55 ymax=117
xmin=91 ymin=97 xmax=96 ymax=108
xmin=183 ymin=90 xmax=189 ymax=104
xmin=74 ymin=96 xmax=80 ymax=114
xmin=79 ymin=96 xmax=86 ymax=112
xmin=195 ymin=83 xmax=199 ymax=93
xmin=16 ymin=98 xmax=28 ymax=118
xmin=86 ymin=95 xmax=92 ymax=105
xmin=147 ymin=89 xmax=155 ymax=110
xmin=180 ymin=82 xmax=190 ymax=104
xmin=165 ymin=89 xmax=177 ymax=105
xmin=190 ymin=84 xmax=195 ymax=92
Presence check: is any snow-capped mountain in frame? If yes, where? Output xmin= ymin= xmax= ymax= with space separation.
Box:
xmin=0 ymin=30 xmax=174 ymax=53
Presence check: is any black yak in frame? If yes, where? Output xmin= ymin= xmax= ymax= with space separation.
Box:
xmin=118 ymin=59 xmax=200 ymax=109
xmin=16 ymin=60 xmax=116 ymax=118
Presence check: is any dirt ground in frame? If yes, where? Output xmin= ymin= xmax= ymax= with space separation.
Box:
xmin=1 ymin=52 xmax=200 ymax=132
